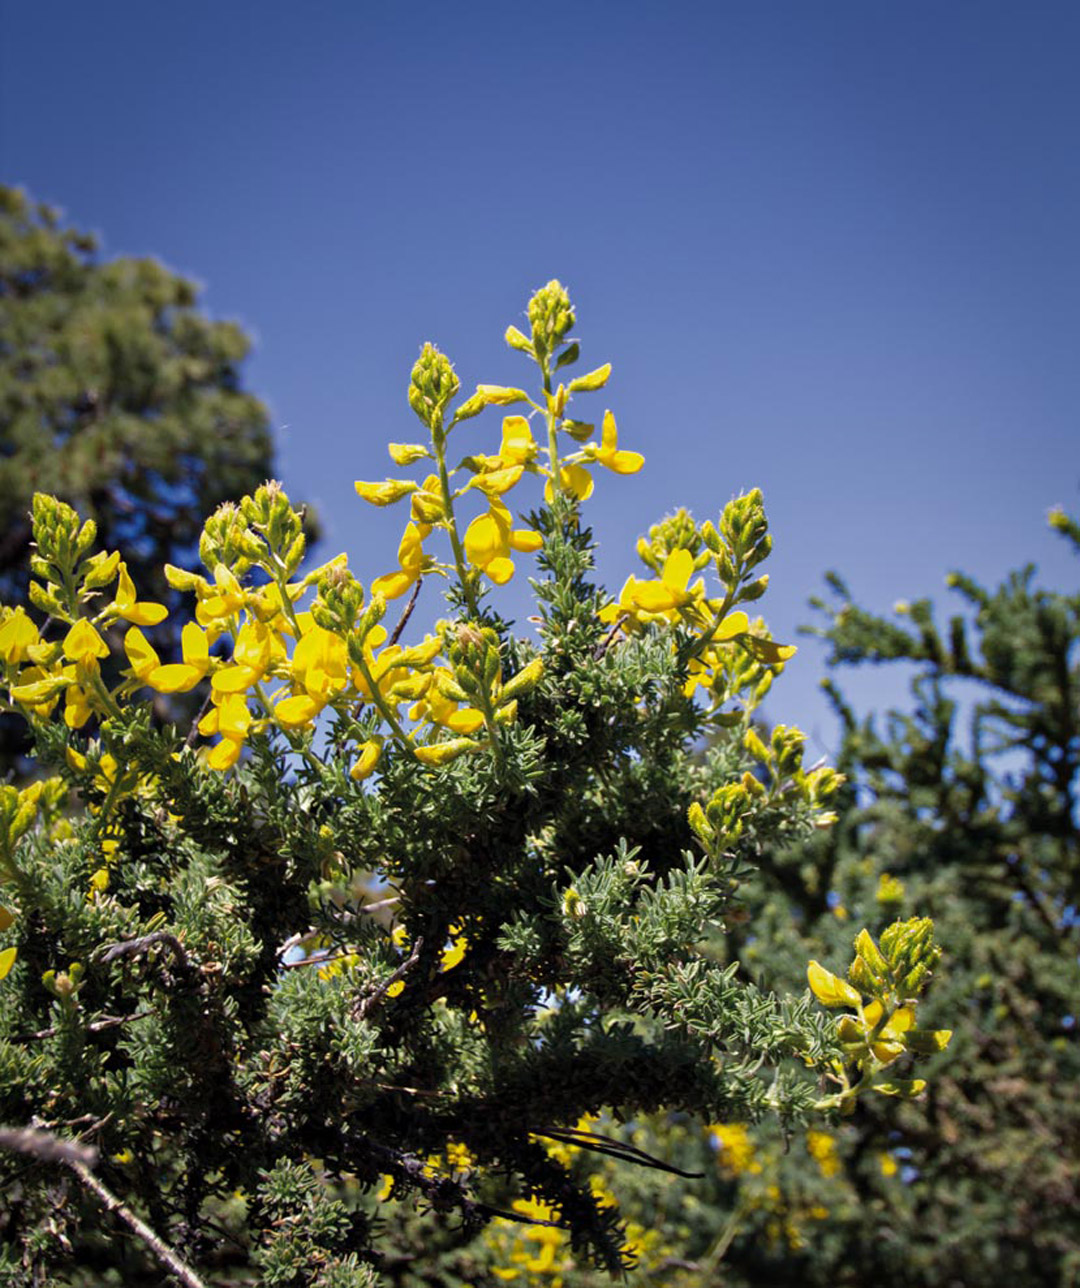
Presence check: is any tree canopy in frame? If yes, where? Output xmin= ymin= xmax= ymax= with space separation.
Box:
xmin=0 ymin=185 xmax=283 ymax=614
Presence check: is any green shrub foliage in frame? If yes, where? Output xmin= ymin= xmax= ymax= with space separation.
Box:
xmin=0 ymin=283 xmax=941 ymax=1286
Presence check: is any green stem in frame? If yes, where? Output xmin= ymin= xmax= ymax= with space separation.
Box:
xmin=431 ymin=423 xmax=480 ymax=619
xmin=350 ymin=650 xmax=418 ymax=758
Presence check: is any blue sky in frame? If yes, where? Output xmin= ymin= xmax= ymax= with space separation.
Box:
xmin=3 ymin=1 xmax=1077 ymax=753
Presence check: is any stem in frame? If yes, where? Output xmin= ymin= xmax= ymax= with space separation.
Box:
xmin=431 ymin=422 xmax=480 ymax=619
xmin=350 ymin=650 xmax=417 ymax=757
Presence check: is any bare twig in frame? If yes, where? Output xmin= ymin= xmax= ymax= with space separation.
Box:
xmin=0 ymin=1125 xmax=98 ymax=1168
xmin=185 ymin=692 xmax=213 ymax=748
xmin=594 ymin=616 xmax=627 ymax=659
xmin=18 ymin=1011 xmax=149 ymax=1043
xmin=70 ymin=1160 xmax=208 ymax=1288
xmin=531 ymin=1126 xmax=705 ymax=1178
xmin=1 ymin=1125 xmax=206 ymax=1285
xmin=98 ymin=931 xmax=190 ymax=970
xmin=389 ymin=576 xmax=423 ymax=646
xmin=351 ymin=936 xmax=424 ymax=1019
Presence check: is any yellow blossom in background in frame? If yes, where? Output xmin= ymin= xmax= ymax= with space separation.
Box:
xmin=710 ymin=1122 xmax=761 ymax=1175
xmin=805 ymin=1130 xmax=842 ymax=1178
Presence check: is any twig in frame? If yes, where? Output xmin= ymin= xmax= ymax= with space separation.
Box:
xmin=18 ymin=1011 xmax=149 ymax=1043
xmin=389 ymin=577 xmax=423 ymax=646
xmin=531 ymin=1127 xmax=705 ymax=1178
xmin=70 ymin=1159 xmax=208 ymax=1288
xmin=594 ymin=616 xmax=626 ymax=659
xmin=185 ymin=692 xmax=213 ymax=748
xmin=351 ymin=936 xmax=424 ymax=1019
xmin=0 ymin=1125 xmax=98 ymax=1168
xmin=98 ymin=931 xmax=190 ymax=969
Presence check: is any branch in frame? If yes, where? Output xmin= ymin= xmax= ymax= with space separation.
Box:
xmin=0 ymin=1124 xmax=98 ymax=1168
xmin=98 ymin=931 xmax=191 ymax=970
xmin=0 ymin=1126 xmax=206 ymax=1287
xmin=17 ymin=1011 xmax=149 ymax=1043
xmin=70 ymin=1160 xmax=208 ymax=1288
xmin=531 ymin=1127 xmax=705 ymax=1178
xmin=351 ymin=936 xmax=424 ymax=1019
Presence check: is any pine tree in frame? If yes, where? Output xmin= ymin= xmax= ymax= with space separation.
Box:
xmin=0 ymin=185 xmax=299 ymax=770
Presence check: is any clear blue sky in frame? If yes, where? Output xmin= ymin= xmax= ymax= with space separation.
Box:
xmin=3 ymin=1 xmax=1077 ymax=752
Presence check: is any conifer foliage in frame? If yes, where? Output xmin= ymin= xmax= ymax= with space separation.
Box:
xmin=0 ymin=283 xmax=942 ymax=1285
xmin=590 ymin=513 xmax=1079 ymax=1287
xmin=0 ymin=185 xmax=279 ymax=622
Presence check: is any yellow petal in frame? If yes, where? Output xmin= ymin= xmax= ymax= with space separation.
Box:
xmin=63 ymin=619 xmax=109 ymax=664
xmin=807 ymin=960 xmax=862 ymax=1008
xmin=509 ymin=529 xmax=543 ymax=554
xmin=206 ymin=738 xmax=243 ymax=771
xmin=349 ymin=739 xmax=383 ymax=781
xmin=0 ymin=609 xmax=39 ymax=664
xmin=148 ymin=662 xmax=205 ymax=694
xmin=468 ymin=465 xmax=524 ymax=498
xmin=414 ymin=738 xmax=478 ymax=766
xmin=445 ymin=707 xmax=485 ymax=735
xmin=464 ymin=510 xmax=509 ymax=568
xmin=371 ymin=569 xmax=418 ymax=600
xmin=274 ymin=695 xmax=323 ymax=728
xmin=354 ymin=479 xmax=418 ymax=506
xmin=124 ymin=627 xmax=161 ymax=681
xmin=712 ymin=611 xmax=750 ymax=641
xmin=0 ymin=945 xmax=16 ymax=981
xmin=604 ymin=449 xmax=644 ymax=474
xmin=485 ymin=557 xmax=515 ymax=585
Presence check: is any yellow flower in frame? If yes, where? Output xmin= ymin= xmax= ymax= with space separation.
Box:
xmin=61 ymin=667 xmax=94 ymax=729
xmin=354 ymin=478 xmax=418 ymax=506
xmin=349 ymin=738 xmax=383 ymax=782
xmin=463 ymin=501 xmax=542 ymax=585
xmin=145 ymin=623 xmax=212 ymax=694
xmin=372 ymin=522 xmax=429 ymax=600
xmin=805 ymin=1130 xmax=842 ymax=1178
xmin=212 ymin=620 xmax=279 ymax=695
xmin=587 ymin=410 xmax=644 ymax=475
xmin=195 ymin=564 xmax=247 ymax=625
xmin=0 ymin=608 xmax=39 ymax=666
xmin=124 ymin=627 xmax=161 ymax=684
xmin=274 ymin=622 xmax=348 ymax=729
xmin=626 ymin=549 xmax=703 ymax=615
xmin=199 ymin=693 xmax=252 ymax=771
xmin=467 ymin=464 xmax=525 ymax=499
xmin=543 ymin=461 xmax=594 ymax=503
xmin=497 ymin=415 xmax=539 ymax=465
xmin=109 ymin=564 xmax=168 ymax=626
xmin=62 ymin=619 xmax=110 ymax=667
xmin=710 ymin=1122 xmax=760 ymax=1175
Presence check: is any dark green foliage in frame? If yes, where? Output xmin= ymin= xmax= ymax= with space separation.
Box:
xmin=652 ymin=511 xmax=1080 ymax=1287
xmin=0 ymin=185 xmax=295 ymax=653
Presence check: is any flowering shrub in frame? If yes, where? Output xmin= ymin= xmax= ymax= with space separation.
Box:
xmin=0 ymin=282 xmax=945 ymax=1286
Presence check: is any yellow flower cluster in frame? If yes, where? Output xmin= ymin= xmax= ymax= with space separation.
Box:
xmin=599 ymin=499 xmax=798 ymax=720
xmin=808 ymin=918 xmax=951 ymax=1110
xmin=355 ymin=288 xmax=643 ymax=619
